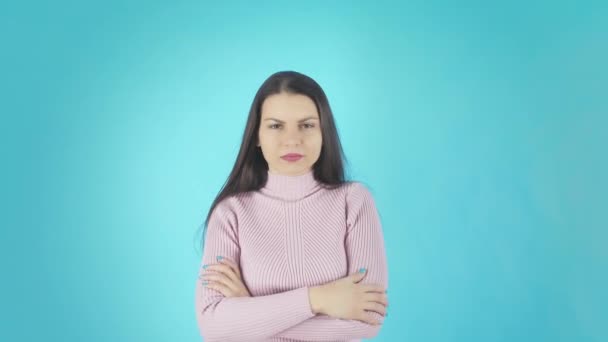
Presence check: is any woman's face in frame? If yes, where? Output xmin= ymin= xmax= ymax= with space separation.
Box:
xmin=258 ymin=92 xmax=322 ymax=176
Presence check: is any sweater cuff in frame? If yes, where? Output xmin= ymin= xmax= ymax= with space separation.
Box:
xmin=295 ymin=286 xmax=316 ymax=318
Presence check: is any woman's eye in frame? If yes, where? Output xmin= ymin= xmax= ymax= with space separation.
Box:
xmin=268 ymin=123 xmax=314 ymax=129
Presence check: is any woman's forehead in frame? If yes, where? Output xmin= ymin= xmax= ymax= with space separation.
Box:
xmin=261 ymin=93 xmax=319 ymax=120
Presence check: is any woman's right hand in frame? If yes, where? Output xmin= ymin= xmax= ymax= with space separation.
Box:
xmin=308 ymin=269 xmax=388 ymax=325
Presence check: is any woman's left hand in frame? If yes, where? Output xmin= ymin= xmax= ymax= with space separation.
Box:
xmin=200 ymin=257 xmax=251 ymax=297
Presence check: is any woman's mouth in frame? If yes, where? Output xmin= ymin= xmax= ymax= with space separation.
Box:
xmin=281 ymin=153 xmax=303 ymax=162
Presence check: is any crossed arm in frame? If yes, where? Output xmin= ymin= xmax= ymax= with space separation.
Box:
xmin=194 ymin=182 xmax=388 ymax=341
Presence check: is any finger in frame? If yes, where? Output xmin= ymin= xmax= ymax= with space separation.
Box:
xmin=356 ymin=312 xmax=381 ymax=325
xmin=363 ymin=292 xmax=388 ymax=307
xmin=205 ymin=264 xmax=239 ymax=283
xmin=203 ymin=273 xmax=241 ymax=294
xmin=204 ymin=281 xmax=232 ymax=297
xmin=362 ymin=302 xmax=387 ymax=316
xmin=360 ymin=284 xmax=386 ymax=293
xmin=219 ymin=258 xmax=242 ymax=277
xmin=350 ymin=270 xmax=367 ymax=283
xmin=216 ymin=263 xmax=239 ymax=281
xmin=203 ymin=264 xmax=248 ymax=296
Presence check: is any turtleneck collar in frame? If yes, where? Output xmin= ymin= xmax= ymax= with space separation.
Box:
xmin=260 ymin=168 xmax=321 ymax=201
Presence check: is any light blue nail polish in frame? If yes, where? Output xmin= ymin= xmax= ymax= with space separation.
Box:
xmin=202 ymin=264 xmax=208 ymax=269
xmin=216 ymin=256 xmax=223 ymax=261
xmin=202 ymin=281 xmax=208 ymax=285
xmin=359 ymin=268 xmax=366 ymax=273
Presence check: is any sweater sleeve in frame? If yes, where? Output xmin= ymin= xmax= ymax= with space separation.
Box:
xmin=194 ymin=200 xmax=316 ymax=342
xmin=273 ymin=182 xmax=389 ymax=341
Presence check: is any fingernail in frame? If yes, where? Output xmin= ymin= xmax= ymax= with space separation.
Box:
xmin=359 ymin=268 xmax=366 ymax=273
xmin=202 ymin=281 xmax=208 ymax=285
xmin=202 ymin=264 xmax=209 ymax=269
xmin=216 ymin=256 xmax=223 ymax=261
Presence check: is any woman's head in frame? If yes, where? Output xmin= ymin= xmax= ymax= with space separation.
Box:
xmin=257 ymin=92 xmax=322 ymax=176
xmin=196 ymin=70 xmax=350 ymax=251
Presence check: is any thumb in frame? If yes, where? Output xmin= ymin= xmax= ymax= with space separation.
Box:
xmin=350 ymin=268 xmax=367 ymax=283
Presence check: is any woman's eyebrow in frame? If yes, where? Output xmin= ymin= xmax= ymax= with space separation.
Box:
xmin=264 ymin=116 xmax=318 ymax=123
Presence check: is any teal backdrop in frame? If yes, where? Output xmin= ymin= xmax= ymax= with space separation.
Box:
xmin=1 ymin=1 xmax=606 ymax=341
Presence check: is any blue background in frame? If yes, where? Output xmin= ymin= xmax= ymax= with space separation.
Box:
xmin=2 ymin=1 xmax=606 ymax=341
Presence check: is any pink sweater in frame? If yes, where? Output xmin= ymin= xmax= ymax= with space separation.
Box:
xmin=194 ymin=169 xmax=388 ymax=341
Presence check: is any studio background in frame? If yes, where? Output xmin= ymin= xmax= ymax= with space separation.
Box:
xmin=1 ymin=1 xmax=606 ymax=341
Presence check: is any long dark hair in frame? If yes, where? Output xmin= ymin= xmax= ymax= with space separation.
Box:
xmin=195 ymin=70 xmax=351 ymax=254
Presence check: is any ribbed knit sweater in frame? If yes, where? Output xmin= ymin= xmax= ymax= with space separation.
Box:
xmin=194 ymin=169 xmax=388 ymax=341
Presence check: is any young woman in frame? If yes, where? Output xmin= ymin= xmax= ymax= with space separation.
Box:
xmin=194 ymin=71 xmax=389 ymax=341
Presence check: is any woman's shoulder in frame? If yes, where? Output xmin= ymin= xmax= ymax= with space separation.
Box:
xmin=214 ymin=191 xmax=254 ymax=213
xmin=317 ymin=180 xmax=377 ymax=206
xmin=206 ymin=193 xmax=252 ymax=229
xmin=340 ymin=180 xmax=375 ymax=198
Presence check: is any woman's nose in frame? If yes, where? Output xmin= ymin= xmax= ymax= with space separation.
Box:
xmin=283 ymin=127 xmax=303 ymax=144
